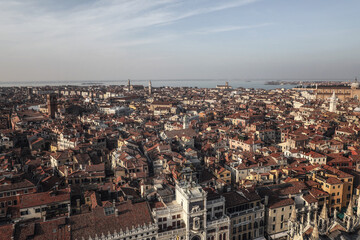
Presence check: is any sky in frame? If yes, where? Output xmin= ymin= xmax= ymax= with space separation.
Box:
xmin=0 ymin=0 xmax=359 ymax=82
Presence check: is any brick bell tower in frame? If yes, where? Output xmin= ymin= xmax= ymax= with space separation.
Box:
xmin=47 ymin=93 xmax=57 ymax=119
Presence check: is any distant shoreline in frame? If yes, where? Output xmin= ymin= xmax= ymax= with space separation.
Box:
xmin=0 ymin=79 xmax=347 ymax=90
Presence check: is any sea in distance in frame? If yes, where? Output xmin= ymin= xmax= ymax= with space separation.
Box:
xmin=0 ymin=79 xmax=345 ymax=90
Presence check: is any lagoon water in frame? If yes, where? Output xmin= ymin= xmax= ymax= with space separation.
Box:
xmin=0 ymin=79 xmax=343 ymax=90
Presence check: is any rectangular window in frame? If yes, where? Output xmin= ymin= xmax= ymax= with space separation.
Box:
xmin=20 ymin=210 xmax=28 ymax=216
xmin=104 ymin=207 xmax=114 ymax=216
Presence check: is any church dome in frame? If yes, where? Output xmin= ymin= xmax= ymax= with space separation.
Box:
xmin=351 ymin=82 xmax=359 ymax=89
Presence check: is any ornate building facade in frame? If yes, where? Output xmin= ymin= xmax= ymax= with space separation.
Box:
xmin=294 ymin=80 xmax=360 ymax=101
xmin=288 ymin=195 xmax=360 ymax=239
xmin=153 ymin=180 xmax=230 ymax=240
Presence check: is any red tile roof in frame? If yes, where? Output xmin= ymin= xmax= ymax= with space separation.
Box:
xmin=20 ymin=189 xmax=70 ymax=208
xmin=269 ymin=198 xmax=294 ymax=209
xmin=71 ymin=200 xmax=154 ymax=239
xmin=0 ymin=224 xmax=14 ymax=240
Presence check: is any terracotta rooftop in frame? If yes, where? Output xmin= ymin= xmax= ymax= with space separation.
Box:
xmin=20 ymin=189 xmax=70 ymax=209
xmin=0 ymin=179 xmax=35 ymax=192
xmin=70 ymin=200 xmax=154 ymax=240
xmin=269 ymin=198 xmax=294 ymax=209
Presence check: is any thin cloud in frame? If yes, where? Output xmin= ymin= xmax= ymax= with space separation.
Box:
xmin=194 ymin=23 xmax=273 ymax=34
xmin=167 ymin=0 xmax=259 ymax=24
xmin=0 ymin=0 xmax=260 ymax=46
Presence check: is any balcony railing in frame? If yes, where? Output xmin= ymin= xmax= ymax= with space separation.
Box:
xmin=207 ymin=197 xmax=225 ymax=205
xmin=207 ymin=216 xmax=229 ymax=227
xmin=158 ymin=227 xmax=186 ymax=237
xmin=228 ymin=206 xmax=265 ymax=218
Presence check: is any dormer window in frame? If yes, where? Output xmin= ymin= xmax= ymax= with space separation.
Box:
xmin=104 ymin=207 xmax=114 ymax=216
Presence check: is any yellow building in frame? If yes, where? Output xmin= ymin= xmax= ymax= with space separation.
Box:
xmin=50 ymin=144 xmax=58 ymax=152
xmin=214 ymin=167 xmax=231 ymax=184
xmin=117 ymin=137 xmax=126 ymax=147
xmin=245 ymin=171 xmax=278 ymax=185
xmin=322 ymin=165 xmax=354 ymax=208
xmin=313 ymin=173 xmax=343 ymax=211
xmin=129 ymin=104 xmax=137 ymax=110
xmin=266 ymin=198 xmax=295 ymax=239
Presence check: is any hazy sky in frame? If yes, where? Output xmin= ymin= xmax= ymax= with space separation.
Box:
xmin=0 ymin=0 xmax=359 ymax=82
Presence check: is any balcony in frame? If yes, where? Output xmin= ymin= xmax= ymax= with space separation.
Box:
xmin=158 ymin=227 xmax=186 ymax=237
xmin=153 ymin=204 xmax=183 ymax=217
xmin=207 ymin=197 xmax=225 ymax=205
xmin=228 ymin=205 xmax=265 ymax=219
xmin=207 ymin=216 xmax=229 ymax=228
